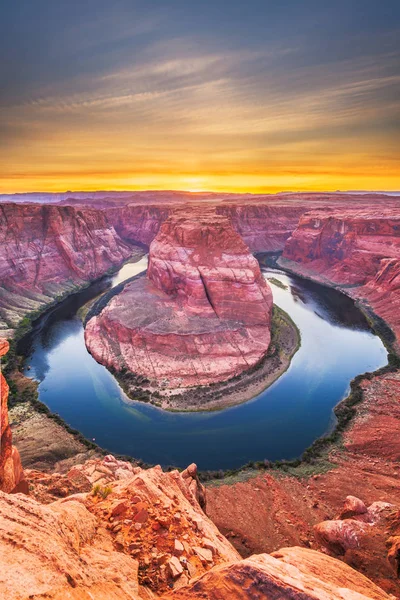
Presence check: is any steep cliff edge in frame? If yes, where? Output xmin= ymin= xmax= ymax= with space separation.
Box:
xmin=85 ymin=211 xmax=273 ymax=390
xmin=0 ymin=339 xmax=26 ymax=493
xmin=0 ymin=203 xmax=135 ymax=338
xmin=282 ymin=209 xmax=400 ymax=345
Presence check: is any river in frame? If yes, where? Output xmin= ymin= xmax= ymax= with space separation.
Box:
xmin=19 ymin=257 xmax=387 ymax=470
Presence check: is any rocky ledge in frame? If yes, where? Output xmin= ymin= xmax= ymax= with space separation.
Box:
xmin=84 ymin=210 xmax=273 ymax=390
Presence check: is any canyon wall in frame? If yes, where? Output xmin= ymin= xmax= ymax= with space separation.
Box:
xmin=0 ymin=203 xmax=134 ymax=338
xmin=85 ymin=211 xmax=273 ymax=388
xmin=217 ymin=204 xmax=307 ymax=252
xmin=105 ymin=204 xmax=170 ymax=245
xmin=0 ymin=339 xmax=26 ymax=493
xmin=282 ymin=209 xmax=400 ymax=343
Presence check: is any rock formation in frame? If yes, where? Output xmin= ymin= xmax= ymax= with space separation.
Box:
xmin=85 ymin=211 xmax=273 ymax=388
xmin=282 ymin=208 xmax=400 ymax=345
xmin=0 ymin=203 xmax=134 ymax=337
xmin=217 ymin=204 xmax=307 ymax=252
xmin=0 ymin=339 xmax=27 ymax=493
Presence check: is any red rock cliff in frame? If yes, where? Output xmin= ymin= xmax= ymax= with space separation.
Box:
xmin=282 ymin=209 xmax=400 ymax=344
xmin=106 ymin=204 xmax=170 ymax=246
xmin=0 ymin=203 xmax=134 ymax=338
xmin=85 ymin=211 xmax=273 ymax=388
xmin=217 ymin=204 xmax=307 ymax=252
xmin=0 ymin=339 xmax=26 ymax=493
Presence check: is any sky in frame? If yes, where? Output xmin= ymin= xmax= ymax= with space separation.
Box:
xmin=1 ymin=0 xmax=399 ymax=193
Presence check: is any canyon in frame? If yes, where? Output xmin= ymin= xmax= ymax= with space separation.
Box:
xmin=1 ymin=190 xmax=400 ymax=598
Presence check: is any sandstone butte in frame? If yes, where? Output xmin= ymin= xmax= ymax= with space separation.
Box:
xmin=84 ymin=211 xmax=273 ymax=388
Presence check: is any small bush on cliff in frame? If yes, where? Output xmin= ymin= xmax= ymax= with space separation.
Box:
xmin=92 ymin=484 xmax=112 ymax=499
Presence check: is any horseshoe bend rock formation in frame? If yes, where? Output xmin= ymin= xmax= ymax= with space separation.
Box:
xmin=0 ymin=339 xmax=27 ymax=493
xmin=85 ymin=212 xmax=273 ymax=388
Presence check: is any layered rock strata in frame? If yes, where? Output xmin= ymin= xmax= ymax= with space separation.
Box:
xmin=0 ymin=203 xmax=134 ymax=337
xmin=282 ymin=209 xmax=400 ymax=345
xmin=85 ymin=211 xmax=273 ymax=388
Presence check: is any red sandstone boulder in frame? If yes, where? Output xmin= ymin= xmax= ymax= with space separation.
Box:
xmin=340 ymin=495 xmax=368 ymax=519
xmin=162 ymin=547 xmax=391 ymax=599
xmin=314 ymin=519 xmax=367 ymax=555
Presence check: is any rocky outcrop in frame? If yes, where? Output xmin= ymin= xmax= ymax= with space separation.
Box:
xmin=85 ymin=211 xmax=273 ymax=388
xmin=164 ymin=547 xmax=391 ymax=599
xmin=0 ymin=456 xmax=392 ymax=600
xmin=0 ymin=458 xmax=240 ymax=598
xmin=0 ymin=489 xmax=140 ymax=599
xmin=0 ymin=203 xmax=134 ymax=338
xmin=0 ymin=339 xmax=26 ymax=493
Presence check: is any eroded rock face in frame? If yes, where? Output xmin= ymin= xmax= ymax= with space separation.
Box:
xmin=85 ymin=211 xmax=273 ymax=388
xmin=283 ymin=210 xmax=400 ymax=285
xmin=0 ymin=490 xmax=140 ymax=600
xmin=0 ymin=203 xmax=134 ymax=337
xmin=217 ymin=204 xmax=307 ymax=252
xmin=0 ymin=339 xmax=26 ymax=494
xmin=282 ymin=209 xmax=400 ymax=346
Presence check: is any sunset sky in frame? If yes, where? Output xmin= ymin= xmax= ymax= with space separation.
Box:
xmin=1 ymin=0 xmax=399 ymax=193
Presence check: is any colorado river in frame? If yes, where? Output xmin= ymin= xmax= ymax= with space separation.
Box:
xmin=19 ymin=257 xmax=387 ymax=470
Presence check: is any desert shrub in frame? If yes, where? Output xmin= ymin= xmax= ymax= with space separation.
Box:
xmin=92 ymin=484 xmax=112 ymax=499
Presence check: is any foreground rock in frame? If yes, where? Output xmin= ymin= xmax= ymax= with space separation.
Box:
xmin=282 ymin=208 xmax=400 ymax=346
xmin=0 ymin=459 xmax=239 ymax=598
xmin=85 ymin=210 xmax=273 ymax=388
xmin=164 ymin=547 xmax=390 ymax=599
xmin=0 ymin=457 xmax=392 ymax=600
xmin=0 ymin=339 xmax=26 ymax=493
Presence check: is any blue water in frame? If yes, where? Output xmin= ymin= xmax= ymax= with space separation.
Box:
xmin=20 ymin=259 xmax=387 ymax=470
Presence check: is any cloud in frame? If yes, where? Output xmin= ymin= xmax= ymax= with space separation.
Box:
xmin=0 ymin=1 xmax=399 ymax=192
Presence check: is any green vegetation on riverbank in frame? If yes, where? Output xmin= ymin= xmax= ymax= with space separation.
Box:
xmin=267 ymin=276 xmax=288 ymax=290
